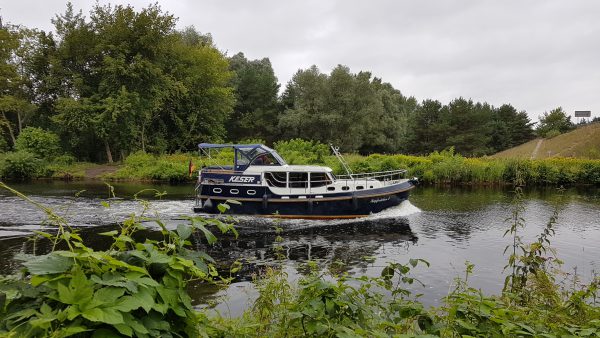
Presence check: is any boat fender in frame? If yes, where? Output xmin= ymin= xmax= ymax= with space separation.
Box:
xmin=203 ymin=198 xmax=213 ymax=211
xmin=262 ymin=194 xmax=268 ymax=210
xmin=352 ymin=194 xmax=358 ymax=211
xmin=308 ymin=199 xmax=313 ymax=214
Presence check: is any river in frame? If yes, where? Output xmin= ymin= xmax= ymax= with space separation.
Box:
xmin=1 ymin=181 xmax=599 ymax=316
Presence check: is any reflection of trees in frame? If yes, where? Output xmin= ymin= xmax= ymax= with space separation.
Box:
xmin=192 ymin=218 xmax=417 ymax=280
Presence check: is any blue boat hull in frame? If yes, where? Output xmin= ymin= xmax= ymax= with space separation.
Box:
xmin=194 ymin=180 xmax=415 ymax=219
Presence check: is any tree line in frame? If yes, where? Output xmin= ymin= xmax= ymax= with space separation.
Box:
xmin=0 ymin=3 xmax=579 ymax=162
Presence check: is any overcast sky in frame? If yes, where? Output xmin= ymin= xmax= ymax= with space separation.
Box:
xmin=1 ymin=0 xmax=599 ymax=122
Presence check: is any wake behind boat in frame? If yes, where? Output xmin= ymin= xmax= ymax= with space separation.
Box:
xmin=193 ymin=143 xmax=417 ymax=219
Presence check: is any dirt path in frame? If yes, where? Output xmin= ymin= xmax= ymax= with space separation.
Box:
xmin=84 ymin=165 xmax=120 ymax=178
xmin=530 ymin=139 xmax=544 ymax=159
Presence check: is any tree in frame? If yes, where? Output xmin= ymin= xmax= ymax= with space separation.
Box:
xmin=405 ymin=99 xmax=448 ymax=154
xmin=536 ymin=107 xmax=575 ymax=138
xmin=30 ymin=4 xmax=234 ymax=161
xmin=489 ymin=104 xmax=535 ymax=152
xmin=227 ymin=52 xmax=280 ymax=143
xmin=0 ymin=20 xmax=36 ymax=148
xmin=279 ymin=65 xmax=414 ymax=153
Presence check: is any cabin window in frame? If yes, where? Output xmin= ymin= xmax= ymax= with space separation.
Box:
xmin=342 ymin=186 xmax=350 ymax=191
xmin=356 ymin=186 xmax=364 ymax=190
xmin=327 ymin=187 xmax=335 ymax=191
xmin=310 ymin=172 xmax=332 ymax=188
xmin=289 ymin=172 xmax=308 ymax=188
xmin=251 ymin=153 xmax=278 ymax=166
xmin=265 ymin=172 xmax=287 ymax=188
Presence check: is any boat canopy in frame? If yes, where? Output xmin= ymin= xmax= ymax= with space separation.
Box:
xmin=198 ymin=143 xmax=287 ymax=171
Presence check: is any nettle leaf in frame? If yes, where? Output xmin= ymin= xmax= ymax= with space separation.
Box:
xmin=176 ymin=224 xmax=193 ymax=241
xmin=82 ymin=307 xmax=124 ymax=325
xmin=114 ymin=323 xmax=133 ymax=337
xmin=197 ymin=224 xmax=217 ymax=244
xmin=217 ymin=203 xmax=230 ymax=213
xmin=23 ymin=252 xmax=73 ymax=275
xmin=99 ymin=230 xmax=118 ymax=237
xmin=94 ymin=287 xmax=126 ymax=305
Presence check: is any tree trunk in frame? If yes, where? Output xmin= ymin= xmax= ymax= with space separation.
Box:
xmin=17 ymin=112 xmax=22 ymax=134
xmin=104 ymin=140 xmax=113 ymax=163
xmin=2 ymin=112 xmax=16 ymax=146
xmin=141 ymin=124 xmax=146 ymax=152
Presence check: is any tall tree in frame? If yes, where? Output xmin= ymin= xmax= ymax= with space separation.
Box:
xmin=30 ymin=4 xmax=234 ymax=161
xmin=405 ymin=99 xmax=448 ymax=154
xmin=489 ymin=104 xmax=534 ymax=151
xmin=0 ymin=20 xmax=35 ymax=147
xmin=227 ymin=52 xmax=280 ymax=143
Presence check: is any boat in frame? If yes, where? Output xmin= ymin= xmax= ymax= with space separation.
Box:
xmin=193 ymin=143 xmax=417 ymax=219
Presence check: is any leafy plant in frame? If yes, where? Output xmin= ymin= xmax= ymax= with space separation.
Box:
xmin=0 ymin=151 xmax=43 ymax=180
xmin=0 ymin=182 xmax=237 ymax=337
xmin=14 ymin=127 xmax=62 ymax=159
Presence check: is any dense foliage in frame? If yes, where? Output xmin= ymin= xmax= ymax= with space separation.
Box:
xmin=1 ymin=4 xmax=543 ymax=162
xmin=0 ymin=183 xmax=599 ymax=337
xmin=0 ymin=183 xmax=238 ymax=337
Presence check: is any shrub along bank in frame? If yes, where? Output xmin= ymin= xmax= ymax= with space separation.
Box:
xmin=2 ymin=138 xmax=600 ymax=185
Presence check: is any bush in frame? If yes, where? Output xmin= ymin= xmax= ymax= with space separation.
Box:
xmin=124 ymin=151 xmax=155 ymax=168
xmin=52 ymin=154 xmax=77 ymax=165
xmin=0 ymin=151 xmax=43 ymax=180
xmin=14 ymin=127 xmax=61 ymax=159
xmin=543 ymin=129 xmax=561 ymax=139
xmin=274 ymin=139 xmax=330 ymax=164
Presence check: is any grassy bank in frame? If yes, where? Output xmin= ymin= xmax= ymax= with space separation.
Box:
xmin=3 ymin=139 xmax=600 ymax=185
xmin=0 ymin=183 xmax=599 ymax=337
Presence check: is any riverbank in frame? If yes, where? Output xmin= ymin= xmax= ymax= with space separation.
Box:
xmin=3 ymin=142 xmax=600 ymax=185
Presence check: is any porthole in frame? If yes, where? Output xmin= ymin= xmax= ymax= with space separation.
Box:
xmin=327 ymin=187 xmax=335 ymax=191
xmin=213 ymin=188 xmax=222 ymax=194
xmin=356 ymin=186 xmax=364 ymax=190
xmin=342 ymin=186 xmax=350 ymax=191
xmin=247 ymin=189 xmax=256 ymax=195
xmin=230 ymin=189 xmax=239 ymax=195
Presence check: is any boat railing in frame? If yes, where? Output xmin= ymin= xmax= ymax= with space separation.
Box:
xmin=336 ymin=169 xmax=407 ymax=185
xmin=262 ymin=169 xmax=406 ymax=195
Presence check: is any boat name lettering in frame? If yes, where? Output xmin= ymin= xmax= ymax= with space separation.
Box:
xmin=228 ymin=176 xmax=255 ymax=183
xmin=370 ymin=197 xmax=390 ymax=203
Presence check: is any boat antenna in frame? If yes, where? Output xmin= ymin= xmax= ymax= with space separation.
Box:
xmin=330 ymin=144 xmax=353 ymax=176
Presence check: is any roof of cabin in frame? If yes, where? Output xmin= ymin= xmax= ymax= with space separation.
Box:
xmin=244 ymin=165 xmax=333 ymax=173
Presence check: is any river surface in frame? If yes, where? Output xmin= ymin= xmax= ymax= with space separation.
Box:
xmin=1 ymin=181 xmax=599 ymax=316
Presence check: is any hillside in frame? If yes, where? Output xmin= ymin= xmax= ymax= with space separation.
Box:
xmin=492 ymin=123 xmax=600 ymax=159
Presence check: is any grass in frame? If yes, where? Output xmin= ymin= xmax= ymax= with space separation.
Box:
xmin=494 ymin=123 xmax=600 ymax=159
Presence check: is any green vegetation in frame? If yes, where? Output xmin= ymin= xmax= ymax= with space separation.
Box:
xmin=3 ymin=138 xmax=600 ymax=185
xmin=1 ymin=182 xmax=599 ymax=337
xmin=1 ymin=3 xmax=542 ymax=163
xmin=536 ymin=107 xmax=576 ymax=138
xmin=0 ymin=4 xmax=598 ymax=185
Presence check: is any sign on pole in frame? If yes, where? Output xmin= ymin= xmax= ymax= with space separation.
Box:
xmin=574 ymin=110 xmax=591 ymax=117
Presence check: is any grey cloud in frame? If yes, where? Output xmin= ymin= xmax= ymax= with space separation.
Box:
xmin=1 ymin=0 xmax=599 ymax=120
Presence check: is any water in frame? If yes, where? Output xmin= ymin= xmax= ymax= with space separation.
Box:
xmin=1 ymin=181 xmax=599 ymax=315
